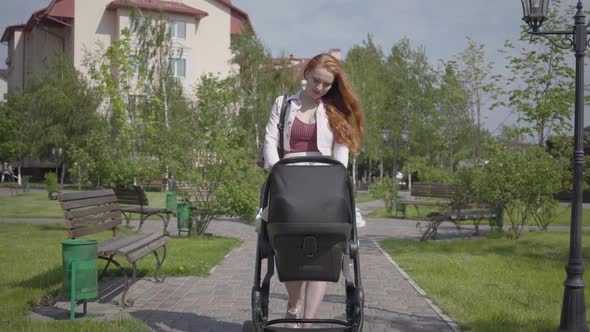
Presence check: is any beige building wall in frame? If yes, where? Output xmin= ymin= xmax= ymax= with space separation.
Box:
xmin=27 ymin=25 xmax=71 ymax=81
xmin=6 ymin=30 xmax=25 ymax=92
xmin=0 ymin=76 xmax=7 ymax=101
xmin=73 ymin=0 xmax=118 ymax=72
xmin=187 ymin=0 xmax=233 ymax=80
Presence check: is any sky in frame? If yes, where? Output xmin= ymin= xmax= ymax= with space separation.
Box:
xmin=0 ymin=0 xmax=586 ymax=135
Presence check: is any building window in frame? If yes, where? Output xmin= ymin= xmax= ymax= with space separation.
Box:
xmin=169 ymin=58 xmax=186 ymax=79
xmin=169 ymin=21 xmax=186 ymax=39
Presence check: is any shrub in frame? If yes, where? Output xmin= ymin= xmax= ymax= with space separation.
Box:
xmin=44 ymin=172 xmax=59 ymax=192
xmin=369 ymin=176 xmax=396 ymax=214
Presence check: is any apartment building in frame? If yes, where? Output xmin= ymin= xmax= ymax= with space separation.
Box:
xmin=1 ymin=0 xmax=252 ymax=93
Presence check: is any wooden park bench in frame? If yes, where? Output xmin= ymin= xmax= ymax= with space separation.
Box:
xmin=137 ymin=178 xmax=165 ymax=192
xmin=419 ymin=209 xmax=497 ymax=241
xmin=113 ymin=185 xmax=173 ymax=235
xmin=398 ymin=182 xmax=456 ymax=217
xmin=58 ymin=189 xmax=170 ymax=307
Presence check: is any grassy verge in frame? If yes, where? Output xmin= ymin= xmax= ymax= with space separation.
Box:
xmin=0 ymin=222 xmax=240 ymax=331
xmin=354 ymin=192 xmax=376 ymax=203
xmin=0 ymin=191 xmax=169 ymax=219
xmin=380 ymin=231 xmax=590 ymax=331
xmin=368 ymin=204 xmax=590 ymax=228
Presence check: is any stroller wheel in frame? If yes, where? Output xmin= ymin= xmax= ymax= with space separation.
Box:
xmin=242 ymin=320 xmax=254 ymax=332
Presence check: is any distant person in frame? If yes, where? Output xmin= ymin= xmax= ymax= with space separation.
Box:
xmin=263 ymin=53 xmax=365 ymax=327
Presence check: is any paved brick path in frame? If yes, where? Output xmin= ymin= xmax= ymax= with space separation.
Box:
xmin=28 ymin=200 xmax=459 ymax=331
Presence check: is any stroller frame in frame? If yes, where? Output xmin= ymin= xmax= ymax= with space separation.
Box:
xmin=247 ymin=156 xmax=364 ymax=332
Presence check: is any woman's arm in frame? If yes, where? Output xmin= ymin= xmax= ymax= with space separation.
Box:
xmin=333 ymin=142 xmax=349 ymax=168
xmin=263 ymin=96 xmax=284 ymax=169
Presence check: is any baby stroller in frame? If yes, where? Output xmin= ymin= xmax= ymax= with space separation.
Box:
xmin=246 ymin=156 xmax=364 ymax=331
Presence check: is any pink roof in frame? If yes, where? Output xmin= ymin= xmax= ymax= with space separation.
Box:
xmin=0 ymin=69 xmax=8 ymax=79
xmin=48 ymin=0 xmax=75 ymax=18
xmin=106 ymin=0 xmax=208 ymax=20
xmin=29 ymin=0 xmax=74 ymax=21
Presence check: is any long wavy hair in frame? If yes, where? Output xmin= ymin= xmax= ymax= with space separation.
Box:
xmin=304 ymin=53 xmax=365 ymax=155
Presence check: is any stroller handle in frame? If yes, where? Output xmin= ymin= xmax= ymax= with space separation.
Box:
xmin=274 ymin=156 xmax=344 ymax=167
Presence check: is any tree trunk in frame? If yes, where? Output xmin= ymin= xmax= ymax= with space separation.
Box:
xmin=60 ymin=161 xmax=66 ymax=185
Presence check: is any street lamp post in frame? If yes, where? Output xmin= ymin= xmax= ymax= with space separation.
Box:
xmin=51 ymin=147 xmax=63 ymax=183
xmin=520 ymin=1 xmax=587 ymax=331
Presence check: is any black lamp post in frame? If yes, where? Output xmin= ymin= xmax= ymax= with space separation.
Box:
xmin=521 ymin=1 xmax=587 ymax=331
xmin=401 ymin=128 xmax=409 ymax=187
xmin=51 ymin=147 xmax=63 ymax=183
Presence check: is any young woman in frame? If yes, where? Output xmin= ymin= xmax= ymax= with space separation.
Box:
xmin=263 ymin=53 xmax=365 ymax=327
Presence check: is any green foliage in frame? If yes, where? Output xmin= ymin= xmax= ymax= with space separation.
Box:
xmin=172 ymin=75 xmax=263 ymax=233
xmin=2 ymin=54 xmax=101 ymax=179
xmin=436 ymin=61 xmax=473 ymax=174
xmin=455 ymin=37 xmax=496 ymax=161
xmin=230 ymin=30 xmax=299 ymax=150
xmin=490 ymin=0 xmax=574 ymax=145
xmin=44 ymin=173 xmax=59 ymax=192
xmin=451 ymin=166 xmax=480 ymax=209
xmin=475 ymin=146 xmax=565 ymax=238
xmin=215 ymin=150 xmax=266 ymax=223
xmin=408 ymin=156 xmax=453 ymax=183
xmin=369 ymin=176 xmax=396 ymax=213
xmin=0 ymin=99 xmax=25 ymax=162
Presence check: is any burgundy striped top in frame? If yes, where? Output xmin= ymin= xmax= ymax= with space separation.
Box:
xmin=288 ymin=117 xmax=319 ymax=153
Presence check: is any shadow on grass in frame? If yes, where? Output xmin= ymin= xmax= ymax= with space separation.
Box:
xmin=15 ymin=264 xmax=62 ymax=290
xmin=37 ymin=223 xmax=66 ymax=231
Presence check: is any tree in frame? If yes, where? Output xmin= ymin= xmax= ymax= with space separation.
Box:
xmin=81 ymin=11 xmax=188 ymax=187
xmin=345 ymin=35 xmax=387 ymax=181
xmin=2 ymin=55 xmax=101 ymax=184
xmin=455 ymin=37 xmax=495 ymax=160
xmin=436 ymin=61 xmax=472 ymax=174
xmin=475 ymin=145 xmax=564 ymax=238
xmin=174 ymin=75 xmax=265 ymax=234
xmin=491 ymin=0 xmax=574 ymax=145
xmin=230 ymin=30 xmax=299 ymax=152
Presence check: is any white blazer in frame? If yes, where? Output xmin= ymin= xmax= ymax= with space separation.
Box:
xmin=263 ymin=91 xmax=349 ymax=169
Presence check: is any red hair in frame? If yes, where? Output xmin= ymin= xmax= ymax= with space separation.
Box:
xmin=304 ymin=53 xmax=365 ymax=155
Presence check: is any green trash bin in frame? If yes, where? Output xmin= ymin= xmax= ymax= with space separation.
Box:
xmin=62 ymin=239 xmax=98 ymax=320
xmin=177 ymin=203 xmax=190 ymax=237
xmin=166 ymin=192 xmax=177 ymax=215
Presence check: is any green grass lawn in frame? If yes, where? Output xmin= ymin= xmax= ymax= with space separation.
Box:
xmin=368 ymin=204 xmax=590 ymax=228
xmin=380 ymin=231 xmax=590 ymax=331
xmin=0 ymin=191 xmax=169 ymax=219
xmin=354 ymin=191 xmax=376 ymax=203
xmin=0 ymin=222 xmax=240 ymax=331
